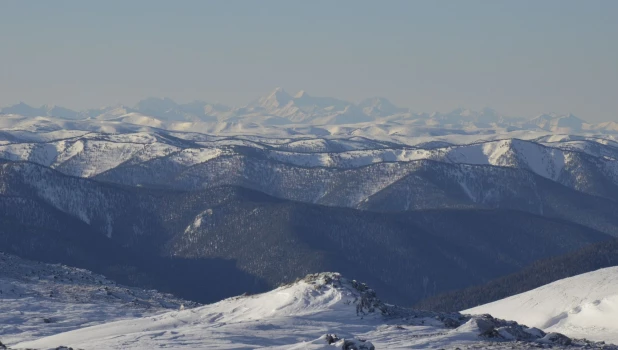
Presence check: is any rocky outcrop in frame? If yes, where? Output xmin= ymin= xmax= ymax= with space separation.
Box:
xmin=322 ymin=334 xmax=375 ymax=350
xmin=458 ymin=314 xmax=615 ymax=348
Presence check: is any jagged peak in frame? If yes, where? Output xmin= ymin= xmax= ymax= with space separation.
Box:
xmin=268 ymin=87 xmax=290 ymax=98
xmin=294 ymin=90 xmax=309 ymax=99
xmin=274 ymin=272 xmax=390 ymax=317
xmin=255 ymin=87 xmax=293 ymax=110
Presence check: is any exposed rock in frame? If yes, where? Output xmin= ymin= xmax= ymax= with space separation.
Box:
xmin=321 ymin=334 xmax=375 ymax=349
xmin=325 ymin=333 xmax=340 ymax=344
xmin=341 ymin=338 xmax=375 ymax=350
xmin=541 ymin=332 xmax=572 ymax=346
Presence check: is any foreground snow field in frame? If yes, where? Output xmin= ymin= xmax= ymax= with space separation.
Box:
xmin=464 ymin=267 xmax=618 ymax=344
xmin=12 ymin=272 xmax=616 ymax=350
xmin=0 ymin=253 xmax=197 ymax=347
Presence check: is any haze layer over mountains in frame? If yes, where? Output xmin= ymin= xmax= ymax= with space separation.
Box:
xmin=3 ymin=88 xmax=618 ymax=139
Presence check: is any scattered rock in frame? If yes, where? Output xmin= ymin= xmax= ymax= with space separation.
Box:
xmin=325 ymin=333 xmax=340 ymax=344
xmin=542 ymin=332 xmax=572 ymax=346
xmin=441 ymin=316 xmax=461 ymax=328
xmin=321 ymin=333 xmax=374 ymax=349
xmin=342 ymin=338 xmax=375 ymax=350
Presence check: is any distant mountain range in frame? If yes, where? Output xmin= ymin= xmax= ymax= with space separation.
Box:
xmin=2 ymin=125 xmax=618 ymax=306
xmin=3 ymin=131 xmax=618 ymax=233
xmin=3 ymin=159 xmax=611 ymax=306
xmin=2 ymin=88 xmax=617 ymax=135
xmin=2 ymin=93 xmax=618 ymax=329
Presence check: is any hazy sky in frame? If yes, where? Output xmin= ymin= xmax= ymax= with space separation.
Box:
xmin=1 ymin=0 xmax=617 ymax=120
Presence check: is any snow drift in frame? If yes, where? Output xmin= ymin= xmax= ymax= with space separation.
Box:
xmin=464 ymin=266 xmax=618 ymax=344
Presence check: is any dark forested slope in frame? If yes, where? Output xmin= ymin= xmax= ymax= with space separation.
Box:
xmin=1 ymin=161 xmax=612 ymax=305
xmin=415 ymin=238 xmax=618 ymax=312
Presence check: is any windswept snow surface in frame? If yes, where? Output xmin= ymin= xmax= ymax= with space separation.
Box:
xmin=0 ymin=253 xmax=197 ymax=347
xmin=464 ymin=267 xmax=618 ymax=344
xmin=14 ymin=273 xmax=615 ymax=350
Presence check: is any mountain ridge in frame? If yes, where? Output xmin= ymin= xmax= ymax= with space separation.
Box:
xmin=4 ymin=89 xmax=617 ymax=134
xmin=1 ymin=159 xmax=612 ymax=306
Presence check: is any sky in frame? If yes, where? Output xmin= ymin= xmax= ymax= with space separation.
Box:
xmin=0 ymin=0 xmax=617 ymax=121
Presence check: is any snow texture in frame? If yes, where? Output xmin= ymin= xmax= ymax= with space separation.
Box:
xmin=0 ymin=253 xmax=198 ymax=347
xmin=11 ymin=272 xmax=615 ymax=350
xmin=465 ymin=266 xmax=618 ymax=344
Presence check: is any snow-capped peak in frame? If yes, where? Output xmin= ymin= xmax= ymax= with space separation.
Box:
xmin=255 ymin=87 xmax=293 ymax=110
xmin=528 ymin=113 xmax=588 ymax=132
xmin=358 ymin=97 xmax=406 ymax=117
xmin=424 ymin=107 xmax=504 ymax=126
xmin=0 ymin=102 xmax=41 ymax=116
xmin=294 ymin=89 xmax=309 ymax=98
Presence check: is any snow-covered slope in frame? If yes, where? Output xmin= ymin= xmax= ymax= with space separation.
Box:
xmin=464 ymin=267 xmax=618 ymax=344
xmin=4 ymin=131 xmax=618 ymax=203
xmin=0 ymin=130 xmax=608 ymax=172
xmin=4 ymin=130 xmax=618 ymax=220
xmin=0 ymin=252 xmax=197 ymax=347
xmin=14 ymin=272 xmax=613 ymax=350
